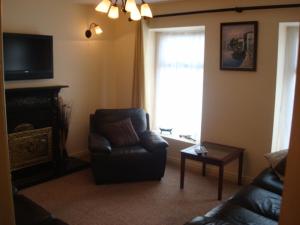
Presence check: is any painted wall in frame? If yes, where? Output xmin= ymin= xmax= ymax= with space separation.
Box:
xmin=2 ymin=0 xmax=300 ymax=180
xmin=110 ymin=0 xmax=300 ymax=179
xmin=111 ymin=14 xmax=137 ymax=108
xmin=152 ymin=0 xmax=300 ymax=179
xmin=2 ymin=0 xmax=117 ymax=156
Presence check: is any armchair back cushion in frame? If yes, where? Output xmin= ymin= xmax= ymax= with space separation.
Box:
xmin=102 ymin=118 xmax=140 ymax=147
xmin=93 ymin=108 xmax=148 ymax=135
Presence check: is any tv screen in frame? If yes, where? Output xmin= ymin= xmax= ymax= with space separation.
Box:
xmin=3 ymin=33 xmax=53 ymax=81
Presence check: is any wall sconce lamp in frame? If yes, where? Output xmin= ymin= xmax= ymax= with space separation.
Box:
xmin=85 ymin=23 xmax=103 ymax=38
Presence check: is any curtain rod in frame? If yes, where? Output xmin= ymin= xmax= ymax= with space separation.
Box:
xmin=153 ymin=3 xmax=300 ymax=18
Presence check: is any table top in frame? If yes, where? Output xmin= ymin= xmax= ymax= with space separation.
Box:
xmin=181 ymin=141 xmax=245 ymax=163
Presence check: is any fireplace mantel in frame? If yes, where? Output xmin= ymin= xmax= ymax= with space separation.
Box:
xmin=5 ymin=85 xmax=69 ymax=93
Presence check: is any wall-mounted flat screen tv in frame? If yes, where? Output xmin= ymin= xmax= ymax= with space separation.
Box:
xmin=3 ymin=33 xmax=53 ymax=81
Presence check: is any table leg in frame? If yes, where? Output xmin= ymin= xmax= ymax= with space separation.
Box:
xmin=238 ymin=152 xmax=244 ymax=185
xmin=180 ymin=155 xmax=185 ymax=189
xmin=202 ymin=163 xmax=206 ymax=176
xmin=218 ymin=165 xmax=224 ymax=200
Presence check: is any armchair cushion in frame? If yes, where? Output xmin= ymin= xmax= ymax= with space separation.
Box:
xmin=140 ymin=131 xmax=169 ymax=151
xmin=102 ymin=118 xmax=140 ymax=147
xmin=89 ymin=133 xmax=111 ymax=154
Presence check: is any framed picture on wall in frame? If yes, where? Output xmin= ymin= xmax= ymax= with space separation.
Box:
xmin=220 ymin=21 xmax=258 ymax=71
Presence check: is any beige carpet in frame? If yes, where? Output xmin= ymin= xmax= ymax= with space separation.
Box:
xmin=21 ymin=163 xmax=240 ymax=225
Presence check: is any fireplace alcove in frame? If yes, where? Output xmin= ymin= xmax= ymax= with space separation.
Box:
xmin=5 ymin=85 xmax=89 ymax=189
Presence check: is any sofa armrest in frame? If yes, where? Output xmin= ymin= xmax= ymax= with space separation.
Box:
xmin=252 ymin=168 xmax=283 ymax=195
xmin=89 ymin=133 xmax=111 ymax=154
xmin=14 ymin=194 xmax=52 ymax=225
xmin=140 ymin=131 xmax=168 ymax=151
xmin=184 ymin=216 xmax=231 ymax=225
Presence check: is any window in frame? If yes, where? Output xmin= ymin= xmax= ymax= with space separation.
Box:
xmin=153 ymin=29 xmax=205 ymax=141
xmin=272 ymin=23 xmax=299 ymax=152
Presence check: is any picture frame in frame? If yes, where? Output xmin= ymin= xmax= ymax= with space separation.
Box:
xmin=220 ymin=21 xmax=258 ymax=71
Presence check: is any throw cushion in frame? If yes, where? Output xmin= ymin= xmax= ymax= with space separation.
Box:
xmin=264 ymin=149 xmax=288 ymax=181
xmin=103 ymin=118 xmax=140 ymax=147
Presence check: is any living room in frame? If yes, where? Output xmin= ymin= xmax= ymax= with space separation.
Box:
xmin=0 ymin=0 xmax=300 ymax=225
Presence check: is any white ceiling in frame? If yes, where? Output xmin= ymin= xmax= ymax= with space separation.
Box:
xmin=70 ymin=0 xmax=176 ymax=4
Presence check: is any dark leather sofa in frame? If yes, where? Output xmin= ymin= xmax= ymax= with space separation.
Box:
xmin=13 ymin=187 xmax=68 ymax=225
xmin=185 ymin=168 xmax=283 ymax=225
xmin=89 ymin=108 xmax=168 ymax=184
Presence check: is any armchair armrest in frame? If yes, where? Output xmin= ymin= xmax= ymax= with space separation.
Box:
xmin=140 ymin=131 xmax=168 ymax=151
xmin=89 ymin=133 xmax=112 ymax=154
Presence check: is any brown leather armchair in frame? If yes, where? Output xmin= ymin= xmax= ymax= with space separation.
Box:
xmin=89 ymin=108 xmax=168 ymax=184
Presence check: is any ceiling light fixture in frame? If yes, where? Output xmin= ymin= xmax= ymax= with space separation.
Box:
xmin=85 ymin=23 xmax=103 ymax=38
xmin=95 ymin=0 xmax=153 ymax=21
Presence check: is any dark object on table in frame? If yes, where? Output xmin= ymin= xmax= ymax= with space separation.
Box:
xmin=181 ymin=142 xmax=245 ymax=200
xmin=184 ymin=167 xmax=283 ymax=225
xmin=194 ymin=145 xmax=208 ymax=155
xmin=89 ymin=108 xmax=168 ymax=184
xmin=13 ymin=186 xmax=68 ymax=225
xmin=160 ymin=127 xmax=173 ymax=134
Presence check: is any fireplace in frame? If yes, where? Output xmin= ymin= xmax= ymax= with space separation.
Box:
xmin=5 ymin=85 xmax=68 ymax=167
xmin=5 ymin=85 xmax=89 ymax=189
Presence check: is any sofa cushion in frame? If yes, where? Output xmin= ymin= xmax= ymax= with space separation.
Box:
xmin=206 ymin=202 xmax=278 ymax=225
xmin=229 ymin=185 xmax=281 ymax=221
xmin=102 ymin=118 xmax=140 ymax=147
xmin=253 ymin=168 xmax=283 ymax=195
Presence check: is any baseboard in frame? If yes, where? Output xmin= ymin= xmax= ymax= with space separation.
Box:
xmin=167 ymin=155 xmax=253 ymax=184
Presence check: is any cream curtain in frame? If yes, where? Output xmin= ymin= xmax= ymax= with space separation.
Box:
xmin=131 ymin=21 xmax=157 ymax=129
xmin=131 ymin=21 xmax=145 ymax=109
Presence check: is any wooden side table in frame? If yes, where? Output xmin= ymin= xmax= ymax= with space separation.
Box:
xmin=180 ymin=141 xmax=245 ymax=200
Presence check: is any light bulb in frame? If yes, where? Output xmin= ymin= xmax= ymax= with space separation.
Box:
xmin=108 ymin=5 xmax=119 ymax=19
xmin=141 ymin=3 xmax=152 ymax=18
xmin=130 ymin=6 xmax=141 ymax=21
xmin=95 ymin=0 xmax=111 ymax=13
xmin=125 ymin=0 xmax=137 ymax=13
xmin=94 ymin=26 xmax=103 ymax=35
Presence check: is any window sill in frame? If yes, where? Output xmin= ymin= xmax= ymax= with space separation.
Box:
xmin=157 ymin=132 xmax=198 ymax=145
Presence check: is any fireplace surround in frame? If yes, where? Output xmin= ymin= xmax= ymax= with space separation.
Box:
xmin=5 ymin=85 xmax=89 ymax=189
xmin=6 ymin=85 xmax=68 ymax=168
